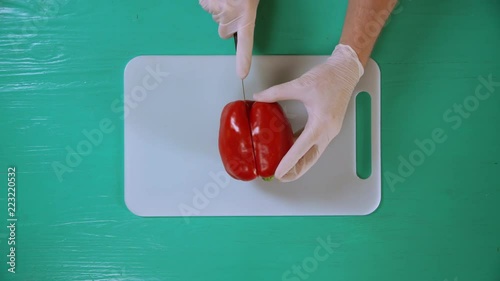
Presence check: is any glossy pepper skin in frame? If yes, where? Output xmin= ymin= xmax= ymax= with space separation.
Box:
xmin=218 ymin=100 xmax=294 ymax=181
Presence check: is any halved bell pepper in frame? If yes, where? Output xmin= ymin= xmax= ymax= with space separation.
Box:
xmin=218 ymin=101 xmax=294 ymax=181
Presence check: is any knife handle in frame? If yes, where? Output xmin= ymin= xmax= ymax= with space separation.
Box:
xmin=233 ymin=33 xmax=238 ymax=51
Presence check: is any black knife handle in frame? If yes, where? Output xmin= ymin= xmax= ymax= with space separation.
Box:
xmin=233 ymin=33 xmax=238 ymax=51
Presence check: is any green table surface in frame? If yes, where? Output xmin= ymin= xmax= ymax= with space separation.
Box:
xmin=1 ymin=0 xmax=499 ymax=280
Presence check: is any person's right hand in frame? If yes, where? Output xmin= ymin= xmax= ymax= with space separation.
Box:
xmin=253 ymin=44 xmax=364 ymax=182
xmin=199 ymin=0 xmax=259 ymax=79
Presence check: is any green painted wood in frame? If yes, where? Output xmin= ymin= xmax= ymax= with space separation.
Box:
xmin=0 ymin=0 xmax=499 ymax=280
xmin=356 ymin=92 xmax=372 ymax=180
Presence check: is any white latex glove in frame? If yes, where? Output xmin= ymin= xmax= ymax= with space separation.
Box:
xmin=253 ymin=44 xmax=364 ymax=182
xmin=199 ymin=0 xmax=260 ymax=79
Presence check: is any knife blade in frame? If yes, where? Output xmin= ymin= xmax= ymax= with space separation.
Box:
xmin=233 ymin=33 xmax=246 ymax=101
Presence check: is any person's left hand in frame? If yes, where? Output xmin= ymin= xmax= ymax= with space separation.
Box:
xmin=253 ymin=44 xmax=364 ymax=182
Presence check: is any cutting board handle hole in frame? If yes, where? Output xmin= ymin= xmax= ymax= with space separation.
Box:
xmin=355 ymin=92 xmax=372 ymax=180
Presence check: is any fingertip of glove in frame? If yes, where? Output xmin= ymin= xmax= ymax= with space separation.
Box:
xmin=252 ymin=86 xmax=282 ymax=102
xmin=252 ymin=93 xmax=263 ymax=101
xmin=236 ymin=67 xmax=249 ymax=80
xmin=275 ymin=173 xmax=297 ymax=183
xmin=236 ymin=55 xmax=252 ymax=80
xmin=252 ymin=91 xmax=272 ymax=102
xmin=273 ymin=172 xmax=286 ymax=182
xmin=273 ymin=163 xmax=296 ymax=183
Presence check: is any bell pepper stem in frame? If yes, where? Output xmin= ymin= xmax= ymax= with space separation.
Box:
xmin=262 ymin=176 xmax=274 ymax=182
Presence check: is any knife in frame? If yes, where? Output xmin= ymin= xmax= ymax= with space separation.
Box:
xmin=233 ymin=33 xmax=247 ymax=101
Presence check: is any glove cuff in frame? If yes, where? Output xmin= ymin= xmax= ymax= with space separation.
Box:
xmin=330 ymin=44 xmax=364 ymax=78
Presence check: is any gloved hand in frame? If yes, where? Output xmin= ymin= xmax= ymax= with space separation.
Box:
xmin=253 ymin=44 xmax=364 ymax=182
xmin=199 ymin=0 xmax=260 ymax=79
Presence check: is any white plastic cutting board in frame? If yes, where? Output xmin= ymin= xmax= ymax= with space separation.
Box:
xmin=124 ymin=55 xmax=381 ymax=217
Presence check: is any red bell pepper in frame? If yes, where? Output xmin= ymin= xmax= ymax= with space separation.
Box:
xmin=218 ymin=100 xmax=294 ymax=181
